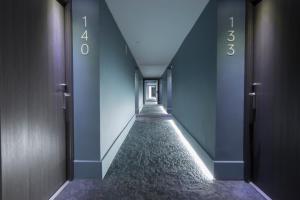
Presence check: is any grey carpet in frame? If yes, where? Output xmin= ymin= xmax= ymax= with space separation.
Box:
xmin=56 ymin=105 xmax=264 ymax=200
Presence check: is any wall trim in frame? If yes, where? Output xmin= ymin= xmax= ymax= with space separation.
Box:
xmin=214 ymin=160 xmax=244 ymax=180
xmin=74 ymin=160 xmax=101 ymax=179
xmin=49 ymin=181 xmax=69 ymax=200
xmin=74 ymin=160 xmax=101 ymax=163
xmin=101 ymin=114 xmax=136 ymax=178
xmin=214 ymin=160 xmax=244 ymax=163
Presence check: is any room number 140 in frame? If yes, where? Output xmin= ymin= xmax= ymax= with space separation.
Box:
xmin=81 ymin=16 xmax=89 ymax=55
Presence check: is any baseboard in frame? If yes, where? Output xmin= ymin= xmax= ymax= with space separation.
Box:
xmin=49 ymin=181 xmax=69 ymax=200
xmin=101 ymin=115 xmax=136 ymax=178
xmin=250 ymin=182 xmax=272 ymax=200
xmin=214 ymin=160 xmax=244 ymax=180
xmin=74 ymin=160 xmax=102 ymax=179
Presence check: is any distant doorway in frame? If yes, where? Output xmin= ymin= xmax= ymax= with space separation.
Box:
xmin=144 ymin=80 xmax=159 ymax=105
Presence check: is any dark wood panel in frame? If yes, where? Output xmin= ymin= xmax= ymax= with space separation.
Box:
xmin=0 ymin=0 xmax=68 ymax=199
xmin=244 ymin=0 xmax=255 ymax=182
xmin=65 ymin=1 xmax=74 ymax=181
xmin=247 ymin=0 xmax=300 ymax=199
xmin=1 ymin=0 xmax=30 ymax=199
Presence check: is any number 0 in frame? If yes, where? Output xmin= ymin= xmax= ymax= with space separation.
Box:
xmin=81 ymin=44 xmax=89 ymax=55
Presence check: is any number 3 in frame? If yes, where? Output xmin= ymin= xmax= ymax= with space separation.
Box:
xmin=227 ymin=44 xmax=235 ymax=56
xmin=227 ymin=30 xmax=235 ymax=42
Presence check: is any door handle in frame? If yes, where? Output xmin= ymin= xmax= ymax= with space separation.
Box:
xmin=62 ymin=93 xmax=71 ymax=110
xmin=64 ymin=92 xmax=71 ymax=97
xmin=249 ymin=92 xmax=256 ymax=109
xmin=252 ymin=83 xmax=261 ymax=86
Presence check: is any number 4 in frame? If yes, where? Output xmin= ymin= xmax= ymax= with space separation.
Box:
xmin=81 ymin=30 xmax=88 ymax=41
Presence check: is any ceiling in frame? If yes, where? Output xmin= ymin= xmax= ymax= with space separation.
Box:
xmin=106 ymin=0 xmax=210 ymax=78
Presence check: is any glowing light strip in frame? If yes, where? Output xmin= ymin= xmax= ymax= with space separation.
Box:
xmin=159 ymin=106 xmax=168 ymax=114
xmin=169 ymin=120 xmax=214 ymax=181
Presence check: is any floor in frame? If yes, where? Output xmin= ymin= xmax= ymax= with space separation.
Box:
xmin=56 ymin=105 xmax=264 ymax=200
xmin=145 ymin=99 xmax=158 ymax=105
xmin=138 ymin=104 xmax=169 ymax=115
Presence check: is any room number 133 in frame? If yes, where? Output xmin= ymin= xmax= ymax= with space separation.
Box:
xmin=227 ymin=17 xmax=235 ymax=56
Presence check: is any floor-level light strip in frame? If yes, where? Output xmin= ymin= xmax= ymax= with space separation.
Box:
xmin=169 ymin=120 xmax=214 ymax=181
xmin=159 ymin=106 xmax=168 ymax=114
xmin=49 ymin=181 xmax=69 ymax=200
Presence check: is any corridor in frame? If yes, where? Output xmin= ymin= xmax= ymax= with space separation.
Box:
xmin=1 ymin=0 xmax=300 ymax=199
xmin=56 ymin=105 xmax=263 ymax=200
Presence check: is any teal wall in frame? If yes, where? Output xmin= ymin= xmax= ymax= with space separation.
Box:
xmin=167 ymin=0 xmax=246 ymax=179
xmin=73 ymin=0 xmax=137 ymax=178
xmin=215 ymin=0 xmax=246 ymax=179
xmin=73 ymin=0 xmax=101 ymax=178
xmin=99 ymin=0 xmax=137 ymax=161
xmin=170 ymin=0 xmax=217 ymax=158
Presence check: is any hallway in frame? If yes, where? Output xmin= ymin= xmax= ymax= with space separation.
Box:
xmin=2 ymin=0 xmax=300 ymax=199
xmin=56 ymin=105 xmax=263 ymax=200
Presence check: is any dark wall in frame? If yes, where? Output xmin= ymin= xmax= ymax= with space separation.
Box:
xmin=170 ymin=0 xmax=217 ymax=157
xmin=99 ymin=0 xmax=137 ymax=161
xmin=0 ymin=0 xmax=67 ymax=199
xmin=158 ymin=79 xmax=163 ymax=104
xmin=161 ymin=69 xmax=173 ymax=112
xmin=161 ymin=72 xmax=168 ymax=109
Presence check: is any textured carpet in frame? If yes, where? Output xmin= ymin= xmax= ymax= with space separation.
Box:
xmin=139 ymin=105 xmax=167 ymax=115
xmin=56 ymin=105 xmax=264 ymax=200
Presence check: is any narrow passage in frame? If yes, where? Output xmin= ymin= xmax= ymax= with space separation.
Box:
xmin=56 ymin=105 xmax=264 ymax=200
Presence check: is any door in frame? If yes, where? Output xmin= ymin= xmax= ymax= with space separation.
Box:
xmin=0 ymin=0 xmax=71 ymax=199
xmin=246 ymin=0 xmax=300 ymax=199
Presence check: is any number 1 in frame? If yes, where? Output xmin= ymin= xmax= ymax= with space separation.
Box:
xmin=229 ymin=17 xmax=234 ymax=28
xmin=82 ymin=16 xmax=87 ymax=27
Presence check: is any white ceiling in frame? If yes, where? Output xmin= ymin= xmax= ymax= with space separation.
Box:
xmin=106 ymin=0 xmax=210 ymax=78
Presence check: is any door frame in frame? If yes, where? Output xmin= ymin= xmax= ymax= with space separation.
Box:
xmin=57 ymin=0 xmax=74 ymax=181
xmin=244 ymin=0 xmax=262 ymax=182
xmin=143 ymin=79 xmax=160 ymax=104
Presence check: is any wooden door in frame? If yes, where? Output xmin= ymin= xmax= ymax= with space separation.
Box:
xmin=0 ymin=0 xmax=69 ymax=199
xmin=247 ymin=0 xmax=300 ymax=199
